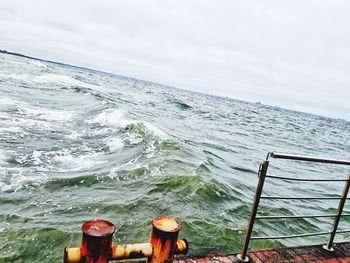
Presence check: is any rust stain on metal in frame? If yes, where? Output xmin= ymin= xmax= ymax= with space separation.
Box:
xmin=82 ymin=219 xmax=116 ymax=237
xmin=80 ymin=219 xmax=116 ymax=263
xmin=152 ymin=216 xmax=181 ymax=232
xmin=150 ymin=216 xmax=181 ymax=263
xmin=64 ymin=217 xmax=188 ymax=263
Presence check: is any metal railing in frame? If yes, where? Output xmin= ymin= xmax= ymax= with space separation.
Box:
xmin=237 ymin=152 xmax=350 ymax=262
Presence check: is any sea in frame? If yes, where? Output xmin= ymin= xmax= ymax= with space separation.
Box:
xmin=0 ymin=53 xmax=350 ymax=262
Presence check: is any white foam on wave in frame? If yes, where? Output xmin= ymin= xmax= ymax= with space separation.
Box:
xmin=108 ymin=155 xmax=143 ymax=179
xmin=0 ymin=126 xmax=24 ymax=133
xmin=0 ymin=150 xmax=6 ymax=165
xmin=34 ymin=74 xmax=76 ymax=86
xmin=0 ymin=96 xmax=73 ymax=136
xmin=6 ymin=117 xmax=53 ymax=131
xmin=32 ymin=151 xmax=43 ymax=165
xmin=0 ymin=106 xmax=73 ymax=133
xmin=88 ymin=109 xmax=130 ymax=128
xmin=107 ymin=137 xmax=124 ymax=152
xmin=0 ymin=57 xmax=26 ymax=65
xmin=23 ymin=107 xmax=74 ymax=122
xmin=65 ymin=130 xmax=81 ymax=140
xmin=33 ymin=74 xmax=96 ymax=89
xmin=0 ymin=96 xmax=26 ymax=109
xmin=53 ymin=149 xmax=108 ymax=172
xmin=88 ymin=108 xmax=168 ymax=139
xmin=143 ymin=122 xmax=168 ymax=139
xmin=126 ymin=133 xmax=143 ymax=145
xmin=0 ymin=71 xmax=33 ymax=82
xmin=0 ymin=168 xmax=49 ymax=193
xmin=29 ymin=60 xmax=49 ymax=69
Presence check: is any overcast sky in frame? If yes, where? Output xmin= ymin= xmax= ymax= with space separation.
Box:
xmin=1 ymin=0 xmax=350 ymax=119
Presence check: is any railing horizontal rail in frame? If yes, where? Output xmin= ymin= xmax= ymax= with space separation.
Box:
xmin=270 ymin=152 xmax=350 ymax=165
xmin=238 ymin=154 xmax=350 ymax=261
xmin=251 ymin=229 xmax=350 ymax=240
xmin=256 ymin=214 xmax=350 ymax=220
xmin=261 ymin=196 xmax=342 ymax=200
xmin=266 ymin=174 xmax=348 ymax=182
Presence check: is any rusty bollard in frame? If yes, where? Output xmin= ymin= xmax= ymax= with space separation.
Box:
xmin=64 ymin=219 xmax=116 ymax=263
xmin=64 ymin=217 xmax=188 ymax=263
xmin=150 ymin=216 xmax=187 ymax=263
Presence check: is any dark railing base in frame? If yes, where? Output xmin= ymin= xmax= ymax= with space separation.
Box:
xmin=236 ymin=254 xmax=249 ymax=262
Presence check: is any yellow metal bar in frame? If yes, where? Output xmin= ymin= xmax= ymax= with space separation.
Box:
xmin=112 ymin=243 xmax=152 ymax=259
xmin=64 ymin=247 xmax=81 ymax=263
xmin=175 ymin=239 xmax=189 ymax=254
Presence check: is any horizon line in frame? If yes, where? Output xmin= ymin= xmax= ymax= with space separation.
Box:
xmin=1 ymin=49 xmax=348 ymax=123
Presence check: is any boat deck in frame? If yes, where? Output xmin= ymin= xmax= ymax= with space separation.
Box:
xmin=175 ymin=242 xmax=350 ymax=262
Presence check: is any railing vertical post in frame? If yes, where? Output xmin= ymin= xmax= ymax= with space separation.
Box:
xmin=237 ymin=160 xmax=269 ymax=262
xmin=324 ymin=170 xmax=350 ymax=251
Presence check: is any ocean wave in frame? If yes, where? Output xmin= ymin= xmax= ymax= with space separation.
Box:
xmin=0 ymin=72 xmax=35 ymax=82
xmin=0 ymin=169 xmax=49 ymax=193
xmin=88 ymin=108 xmax=168 ymax=140
xmin=88 ymin=108 xmax=130 ymax=128
xmin=22 ymin=107 xmax=75 ymax=122
xmin=0 ymin=150 xmax=7 ymax=165
xmin=0 ymin=126 xmax=24 ymax=134
xmin=28 ymin=60 xmax=49 ymax=69
xmin=169 ymin=99 xmax=192 ymax=110
xmin=0 ymin=57 xmax=26 ymax=65
xmin=33 ymin=74 xmax=96 ymax=89
xmin=4 ymin=117 xmax=54 ymax=131
xmin=44 ymin=174 xmax=106 ymax=190
xmin=107 ymin=137 xmax=124 ymax=152
xmin=0 ymin=96 xmax=27 ymax=109
xmin=2 ymin=53 xmax=350 ymax=261
xmin=52 ymin=150 xmax=108 ymax=172
xmin=0 ymin=97 xmax=74 ymax=141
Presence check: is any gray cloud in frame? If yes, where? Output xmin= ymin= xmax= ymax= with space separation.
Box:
xmin=1 ymin=0 xmax=349 ymax=119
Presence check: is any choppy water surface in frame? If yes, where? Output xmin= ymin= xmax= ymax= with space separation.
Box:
xmin=1 ymin=53 xmax=350 ymax=262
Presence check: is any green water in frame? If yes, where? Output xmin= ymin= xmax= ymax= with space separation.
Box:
xmin=0 ymin=53 xmax=350 ymax=262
